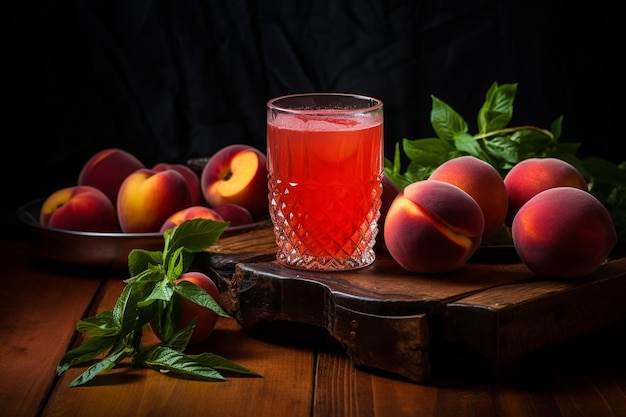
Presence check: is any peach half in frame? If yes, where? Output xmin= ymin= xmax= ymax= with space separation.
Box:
xmin=384 ymin=180 xmax=484 ymax=273
xmin=201 ymin=144 xmax=269 ymax=218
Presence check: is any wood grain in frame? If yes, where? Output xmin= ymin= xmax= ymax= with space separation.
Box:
xmin=41 ymin=278 xmax=316 ymax=417
xmin=0 ymin=241 xmax=102 ymax=417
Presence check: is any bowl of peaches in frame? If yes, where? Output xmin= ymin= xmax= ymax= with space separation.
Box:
xmin=18 ymin=146 xmax=272 ymax=269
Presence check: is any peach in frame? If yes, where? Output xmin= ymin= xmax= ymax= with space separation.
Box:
xmin=117 ymin=168 xmax=193 ymax=233
xmin=376 ymin=174 xmax=400 ymax=250
xmin=384 ymin=180 xmax=484 ymax=273
xmin=153 ymin=162 xmax=204 ymax=206
xmin=160 ymin=206 xmax=224 ymax=233
xmin=201 ymin=144 xmax=269 ymax=218
xmin=212 ymin=203 xmax=254 ymax=227
xmin=40 ymin=185 xmax=119 ymax=232
xmin=512 ymin=187 xmax=617 ymax=279
xmin=78 ymin=148 xmax=145 ymax=205
xmin=151 ymin=271 xmax=222 ymax=345
xmin=504 ymin=157 xmax=588 ymax=225
xmin=429 ymin=156 xmax=508 ymax=241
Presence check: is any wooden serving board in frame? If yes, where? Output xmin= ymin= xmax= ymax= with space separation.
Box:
xmin=200 ymin=227 xmax=626 ymax=383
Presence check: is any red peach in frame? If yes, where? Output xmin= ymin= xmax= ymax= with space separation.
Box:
xmin=376 ymin=174 xmax=400 ymax=250
xmin=78 ymin=148 xmax=144 ymax=205
xmin=117 ymin=168 xmax=193 ymax=233
xmin=40 ymin=185 xmax=120 ymax=232
xmin=153 ymin=162 xmax=204 ymax=207
xmin=151 ymin=271 xmax=221 ymax=345
xmin=160 ymin=206 xmax=224 ymax=234
xmin=504 ymin=157 xmax=588 ymax=225
xmin=212 ymin=203 xmax=254 ymax=227
xmin=384 ymin=180 xmax=484 ymax=273
xmin=429 ymin=156 xmax=508 ymax=241
xmin=512 ymin=187 xmax=617 ymax=279
xmin=201 ymin=144 xmax=269 ymax=218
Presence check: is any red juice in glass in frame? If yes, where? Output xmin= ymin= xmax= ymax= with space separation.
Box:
xmin=267 ymin=93 xmax=383 ymax=270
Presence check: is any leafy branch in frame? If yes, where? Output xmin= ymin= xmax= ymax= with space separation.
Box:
xmin=57 ymin=218 xmax=261 ymax=387
xmin=385 ymin=82 xmax=626 ymax=243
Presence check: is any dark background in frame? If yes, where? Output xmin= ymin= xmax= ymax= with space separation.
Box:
xmin=6 ymin=0 xmax=621 ymax=234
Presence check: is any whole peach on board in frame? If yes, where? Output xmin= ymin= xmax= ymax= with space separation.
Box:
xmin=78 ymin=148 xmax=145 ymax=205
xmin=201 ymin=144 xmax=269 ymax=218
xmin=376 ymin=174 xmax=400 ymax=250
xmin=160 ymin=206 xmax=224 ymax=233
xmin=429 ymin=156 xmax=508 ymax=241
xmin=153 ymin=162 xmax=204 ymax=206
xmin=384 ymin=180 xmax=484 ymax=273
xmin=151 ymin=272 xmax=221 ymax=345
xmin=512 ymin=187 xmax=617 ymax=279
xmin=212 ymin=203 xmax=254 ymax=227
xmin=504 ymin=157 xmax=587 ymax=225
xmin=117 ymin=168 xmax=193 ymax=233
xmin=40 ymin=185 xmax=119 ymax=232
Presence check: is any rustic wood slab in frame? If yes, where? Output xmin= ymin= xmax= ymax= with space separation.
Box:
xmin=200 ymin=226 xmax=626 ymax=383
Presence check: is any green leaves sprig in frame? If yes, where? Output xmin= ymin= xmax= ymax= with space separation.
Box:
xmin=385 ymin=82 xmax=626 ymax=243
xmin=57 ymin=218 xmax=261 ymax=387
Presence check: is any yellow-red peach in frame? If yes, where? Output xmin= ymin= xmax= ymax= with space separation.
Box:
xmin=160 ymin=206 xmax=224 ymax=234
xmin=429 ymin=156 xmax=508 ymax=241
xmin=512 ymin=187 xmax=617 ymax=279
xmin=153 ymin=162 xmax=204 ymax=207
xmin=78 ymin=148 xmax=145 ymax=205
xmin=117 ymin=168 xmax=193 ymax=233
xmin=212 ymin=203 xmax=254 ymax=227
xmin=40 ymin=185 xmax=120 ymax=232
xmin=201 ymin=144 xmax=269 ymax=219
xmin=504 ymin=157 xmax=587 ymax=225
xmin=384 ymin=180 xmax=484 ymax=273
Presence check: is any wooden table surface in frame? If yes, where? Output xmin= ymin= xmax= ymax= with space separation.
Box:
xmin=1 ymin=236 xmax=625 ymax=417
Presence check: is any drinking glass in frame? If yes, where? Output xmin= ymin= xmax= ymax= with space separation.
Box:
xmin=267 ymin=93 xmax=384 ymax=271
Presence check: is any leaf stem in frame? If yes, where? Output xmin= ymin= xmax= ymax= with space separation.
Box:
xmin=474 ymin=125 xmax=555 ymax=142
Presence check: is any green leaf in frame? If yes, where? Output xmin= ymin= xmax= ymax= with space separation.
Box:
xmin=67 ymin=342 xmax=127 ymax=387
xmin=402 ymin=138 xmax=459 ymax=166
xmin=173 ymin=280 xmax=230 ymax=317
xmin=164 ymin=218 xmax=229 ymax=256
xmin=453 ymin=132 xmax=491 ymax=162
xmin=113 ymin=280 xmax=155 ymax=335
xmin=478 ymin=82 xmax=517 ymax=133
xmin=165 ymin=246 xmax=189 ymax=281
xmin=159 ymin=316 xmax=195 ymax=351
xmin=430 ymin=96 xmax=468 ymax=141
xmin=128 ymin=249 xmax=163 ymax=277
xmin=141 ymin=346 xmax=227 ymax=381
xmin=186 ymin=351 xmax=261 ymax=376
xmin=76 ymin=310 xmax=118 ymax=337
xmin=57 ymin=335 xmax=119 ymax=374
xmin=137 ymin=279 xmax=174 ymax=308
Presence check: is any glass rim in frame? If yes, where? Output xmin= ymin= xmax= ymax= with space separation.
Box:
xmin=267 ymin=92 xmax=383 ymax=114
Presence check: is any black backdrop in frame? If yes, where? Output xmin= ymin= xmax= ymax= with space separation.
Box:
xmin=6 ymin=0 xmax=621 ymax=231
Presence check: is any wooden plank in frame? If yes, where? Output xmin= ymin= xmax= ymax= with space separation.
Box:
xmin=42 ymin=278 xmax=316 ymax=417
xmin=443 ymin=256 xmax=626 ymax=371
xmin=0 ymin=241 xmax=102 ymax=417
xmin=198 ymin=225 xmax=626 ymax=383
xmin=214 ymin=253 xmax=535 ymax=382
